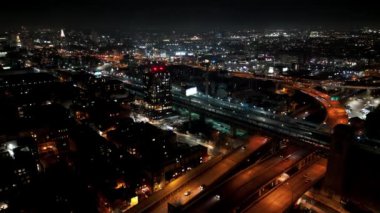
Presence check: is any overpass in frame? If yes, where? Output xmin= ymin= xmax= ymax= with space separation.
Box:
xmin=297 ymin=86 xmax=349 ymax=128
xmin=230 ymin=71 xmax=380 ymax=90
xmin=127 ymin=135 xmax=270 ymax=213
xmin=229 ymin=72 xmax=349 ymax=130
xmin=120 ymin=75 xmax=331 ymax=147
xmin=118 ymin=75 xmax=380 ymax=154
xmin=178 ymin=145 xmax=319 ymax=213
xmin=173 ymin=92 xmax=331 ymax=147
xmin=243 ymin=158 xmax=327 ymax=213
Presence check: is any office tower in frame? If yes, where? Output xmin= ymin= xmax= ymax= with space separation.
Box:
xmin=143 ymin=63 xmax=172 ymax=119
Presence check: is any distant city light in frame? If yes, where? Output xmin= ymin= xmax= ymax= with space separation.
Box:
xmin=268 ymin=67 xmax=274 ymax=74
xmin=0 ymin=52 xmax=7 ymax=57
xmin=175 ymin=51 xmax=187 ymax=56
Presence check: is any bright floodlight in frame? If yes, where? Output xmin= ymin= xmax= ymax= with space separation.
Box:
xmin=0 ymin=202 xmax=8 ymax=210
xmin=7 ymin=143 xmax=16 ymax=151
xmin=6 ymin=142 xmax=17 ymax=158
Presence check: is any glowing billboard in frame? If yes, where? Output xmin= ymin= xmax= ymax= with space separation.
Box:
xmin=186 ymin=87 xmax=197 ymax=96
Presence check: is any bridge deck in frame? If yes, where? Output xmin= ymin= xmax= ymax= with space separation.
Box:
xmin=182 ymin=145 xmax=315 ymax=212
xmin=243 ymin=158 xmax=327 ymax=213
xmin=127 ymin=135 xmax=269 ymax=213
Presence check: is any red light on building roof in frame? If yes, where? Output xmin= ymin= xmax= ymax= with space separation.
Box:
xmin=151 ymin=65 xmax=166 ymax=72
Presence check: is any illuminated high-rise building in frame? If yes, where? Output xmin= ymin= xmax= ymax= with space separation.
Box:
xmin=15 ymin=35 xmax=22 ymax=47
xmin=59 ymin=29 xmax=66 ymax=48
xmin=143 ymin=63 xmax=172 ymax=119
xmin=10 ymin=33 xmax=22 ymax=48
xmin=60 ymin=29 xmax=65 ymax=38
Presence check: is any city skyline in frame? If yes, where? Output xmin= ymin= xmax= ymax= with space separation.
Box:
xmin=1 ymin=1 xmax=380 ymax=213
xmin=1 ymin=0 xmax=380 ymax=31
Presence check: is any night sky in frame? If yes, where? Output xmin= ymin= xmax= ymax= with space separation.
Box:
xmin=0 ymin=0 xmax=379 ymax=31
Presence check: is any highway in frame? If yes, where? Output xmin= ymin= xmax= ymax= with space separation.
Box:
xmin=299 ymin=194 xmax=343 ymax=213
xmin=119 ymin=74 xmax=380 ymax=155
xmin=228 ymin=72 xmax=349 ymax=129
xmin=181 ymin=145 xmax=315 ymax=213
xmin=127 ymin=135 xmax=270 ymax=213
xmin=230 ymin=71 xmax=380 ymax=90
xmin=297 ymin=87 xmax=348 ymax=128
xmin=121 ymin=75 xmax=323 ymax=131
xmin=119 ymin=75 xmax=332 ymax=147
xmin=243 ymin=158 xmax=327 ymax=213
xmin=173 ymin=91 xmax=331 ymax=147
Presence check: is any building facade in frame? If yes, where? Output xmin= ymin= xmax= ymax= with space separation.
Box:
xmin=143 ymin=64 xmax=172 ymax=119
